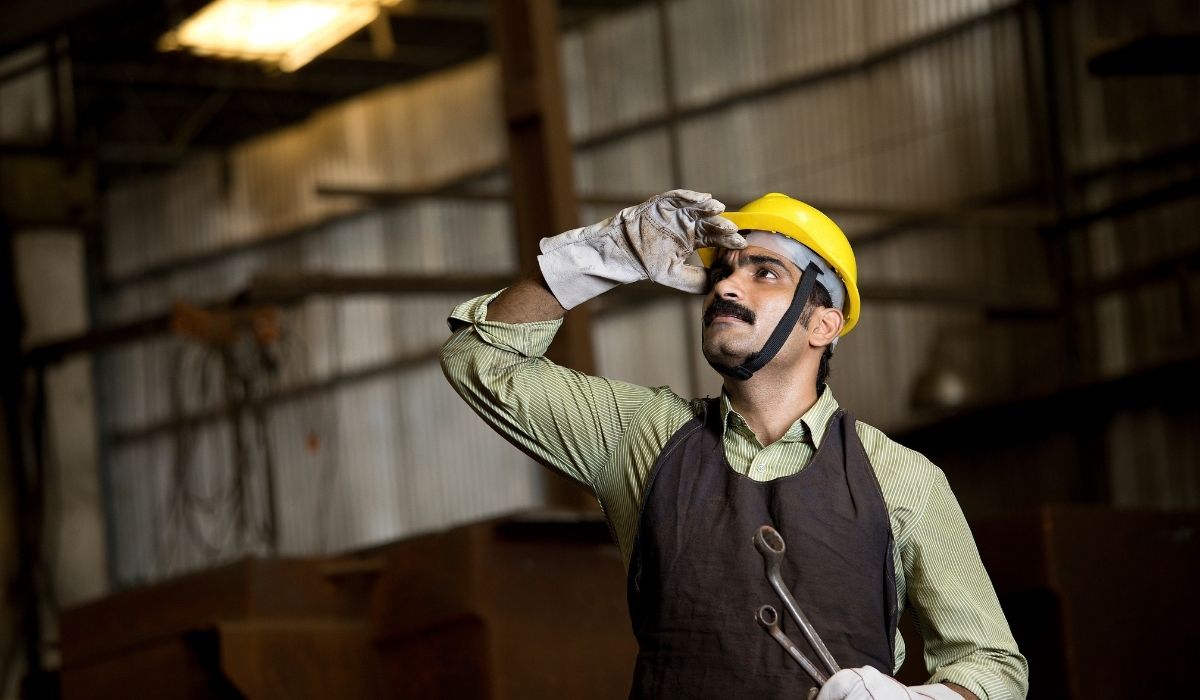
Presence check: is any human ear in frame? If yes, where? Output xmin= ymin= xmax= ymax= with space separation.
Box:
xmin=809 ymin=307 xmax=845 ymax=348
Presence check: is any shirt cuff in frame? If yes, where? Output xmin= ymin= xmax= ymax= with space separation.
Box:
xmin=929 ymin=667 xmax=1011 ymax=700
xmin=447 ymin=290 xmax=564 ymax=358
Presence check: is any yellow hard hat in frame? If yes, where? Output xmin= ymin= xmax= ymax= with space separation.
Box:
xmin=697 ymin=193 xmax=860 ymax=336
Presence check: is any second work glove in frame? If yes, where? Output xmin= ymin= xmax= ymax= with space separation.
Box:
xmin=537 ymin=189 xmax=746 ymax=309
xmin=816 ymin=667 xmax=964 ymax=700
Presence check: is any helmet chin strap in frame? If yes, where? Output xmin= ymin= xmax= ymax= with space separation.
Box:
xmin=708 ymin=262 xmax=821 ymax=381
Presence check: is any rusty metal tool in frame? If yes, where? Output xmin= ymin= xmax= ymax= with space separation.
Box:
xmin=753 ymin=524 xmax=841 ymax=680
xmin=755 ymin=604 xmax=829 ymax=685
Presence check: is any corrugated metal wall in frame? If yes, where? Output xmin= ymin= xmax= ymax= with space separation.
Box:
xmin=100 ymin=195 xmax=536 ymax=584
xmin=0 ymin=46 xmax=54 ymax=142
xmin=579 ymin=0 xmax=1055 ymax=434
xmin=1064 ymin=0 xmax=1200 ymax=509
xmin=96 ymin=0 xmax=1199 ymax=584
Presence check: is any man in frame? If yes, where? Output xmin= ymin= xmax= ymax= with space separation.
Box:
xmin=440 ymin=191 xmax=1028 ymax=699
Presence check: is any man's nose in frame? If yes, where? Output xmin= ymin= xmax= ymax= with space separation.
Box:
xmin=712 ymin=273 xmax=744 ymax=300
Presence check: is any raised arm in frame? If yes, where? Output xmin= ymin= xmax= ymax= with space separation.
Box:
xmin=441 ymin=190 xmax=745 ymax=492
xmin=483 ymin=276 xmax=566 ymax=324
xmin=440 ymin=287 xmax=652 ymax=493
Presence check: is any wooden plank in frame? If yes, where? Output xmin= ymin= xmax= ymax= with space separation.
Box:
xmin=60 ymin=633 xmax=240 ymax=700
xmin=60 ymin=558 xmax=361 ymax=666
xmin=218 ymin=620 xmax=384 ymax=700
xmin=973 ymin=506 xmax=1200 ymax=699
xmin=370 ymin=515 xmax=635 ymax=699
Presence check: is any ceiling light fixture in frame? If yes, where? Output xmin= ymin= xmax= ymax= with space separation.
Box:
xmin=159 ymin=0 xmax=401 ymax=73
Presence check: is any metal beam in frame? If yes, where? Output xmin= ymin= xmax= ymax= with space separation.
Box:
xmin=322 ymin=38 xmax=472 ymax=67
xmin=250 ymin=271 xmax=1061 ymax=315
xmin=895 ymin=355 xmax=1200 ymax=453
xmin=74 ymin=62 xmax=367 ymax=96
xmin=109 ymin=346 xmax=445 ymax=447
xmin=1071 ymin=139 xmax=1200 ymax=187
xmin=71 ymin=59 xmax=424 ymax=96
xmin=24 ymin=272 xmax=511 ymax=367
xmin=317 ymin=183 xmax=1053 ymax=228
xmin=0 ymin=0 xmax=113 ymax=53
xmin=27 ymin=267 xmax=1067 ymax=369
xmin=0 ymin=42 xmax=49 ymax=85
xmin=592 ymin=279 xmax=1060 ymax=319
xmin=245 ymin=271 xmax=512 ymax=301
xmin=1061 ymin=177 xmax=1200 ymax=231
xmin=392 ymin=0 xmax=603 ymax=27
xmin=1087 ymin=34 xmax=1200 ymax=76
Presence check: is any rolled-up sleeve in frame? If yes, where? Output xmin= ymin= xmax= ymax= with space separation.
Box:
xmin=903 ymin=469 xmax=1029 ymax=699
xmin=439 ymin=291 xmax=656 ymax=494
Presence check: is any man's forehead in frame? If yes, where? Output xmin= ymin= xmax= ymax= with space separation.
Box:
xmin=716 ymin=237 xmax=802 ymax=274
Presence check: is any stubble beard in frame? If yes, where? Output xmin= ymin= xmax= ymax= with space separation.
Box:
xmin=701 ymin=327 xmax=760 ymax=368
xmin=701 ymin=297 xmax=761 ymax=368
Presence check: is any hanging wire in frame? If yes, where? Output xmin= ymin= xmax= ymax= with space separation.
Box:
xmin=315 ymin=299 xmax=342 ymax=554
xmin=159 ymin=304 xmax=284 ymax=575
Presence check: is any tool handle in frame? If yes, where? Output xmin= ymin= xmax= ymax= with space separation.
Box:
xmin=757 ymin=525 xmax=841 ymax=677
xmin=757 ymin=605 xmax=830 ymax=686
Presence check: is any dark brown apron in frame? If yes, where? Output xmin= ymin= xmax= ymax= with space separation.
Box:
xmin=626 ymin=399 xmax=898 ymax=698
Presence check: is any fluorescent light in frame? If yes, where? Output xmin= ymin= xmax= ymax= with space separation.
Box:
xmin=159 ymin=0 xmax=401 ymax=72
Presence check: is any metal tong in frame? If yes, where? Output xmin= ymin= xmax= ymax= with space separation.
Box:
xmin=753 ymin=524 xmax=840 ymax=686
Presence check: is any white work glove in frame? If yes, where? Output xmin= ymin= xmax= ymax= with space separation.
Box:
xmin=816 ymin=666 xmax=964 ymax=700
xmin=536 ymin=189 xmax=746 ymax=309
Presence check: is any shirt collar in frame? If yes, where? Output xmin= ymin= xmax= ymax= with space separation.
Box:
xmin=719 ymin=385 xmax=841 ymax=447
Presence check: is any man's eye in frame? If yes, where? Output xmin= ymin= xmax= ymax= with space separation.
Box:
xmin=756 ymin=268 xmax=778 ymax=279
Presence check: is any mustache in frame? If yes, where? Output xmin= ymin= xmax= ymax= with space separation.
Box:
xmin=704 ymin=298 xmax=755 ymax=326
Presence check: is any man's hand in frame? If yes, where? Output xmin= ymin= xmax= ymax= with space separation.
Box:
xmin=815 ymin=666 xmax=969 ymax=700
xmin=536 ymin=189 xmax=746 ymax=309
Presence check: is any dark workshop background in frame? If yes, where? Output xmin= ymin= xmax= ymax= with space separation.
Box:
xmin=1 ymin=0 xmax=1198 ymax=698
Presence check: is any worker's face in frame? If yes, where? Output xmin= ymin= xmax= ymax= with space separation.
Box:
xmin=701 ymin=244 xmax=807 ymax=369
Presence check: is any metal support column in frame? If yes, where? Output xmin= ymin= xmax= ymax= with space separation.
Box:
xmin=1022 ymin=0 xmax=1109 ymax=503
xmin=0 ymin=217 xmax=51 ymax=698
xmin=488 ymin=0 xmax=596 ymax=509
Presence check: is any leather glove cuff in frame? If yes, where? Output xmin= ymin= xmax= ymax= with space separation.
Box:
xmin=537 ymin=219 xmax=642 ymax=310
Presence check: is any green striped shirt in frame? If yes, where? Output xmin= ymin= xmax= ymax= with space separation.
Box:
xmin=440 ymin=291 xmax=1028 ymax=699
